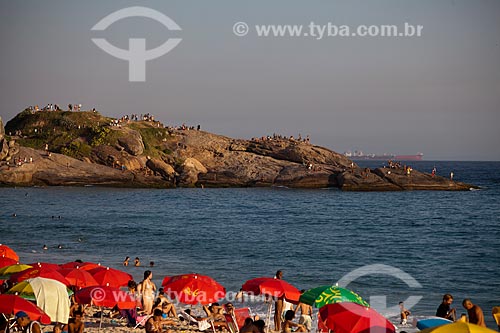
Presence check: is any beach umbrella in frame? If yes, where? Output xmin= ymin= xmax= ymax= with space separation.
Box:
xmin=0 ymin=294 xmax=51 ymax=324
xmin=87 ymin=266 xmax=133 ymax=288
xmin=5 ymin=277 xmax=71 ymax=324
xmin=299 ymin=285 xmax=370 ymax=308
xmin=9 ymin=267 xmax=70 ymax=286
xmin=28 ymin=262 xmax=61 ymax=271
xmin=0 ymin=264 xmax=32 ymax=279
xmin=241 ymin=277 xmax=301 ymax=302
xmin=75 ymin=285 xmax=136 ymax=309
xmin=319 ymin=302 xmax=395 ymax=333
xmin=59 ymin=261 xmax=101 ymax=270
xmin=419 ymin=321 xmax=497 ymax=333
xmin=161 ymin=273 xmax=226 ymax=305
xmin=0 ymin=244 xmax=19 ymax=261
xmin=416 ymin=317 xmax=453 ymax=330
xmin=0 ymin=256 xmax=18 ymax=268
xmin=57 ymin=268 xmax=99 ymax=289
xmin=242 ymin=277 xmax=301 ymax=331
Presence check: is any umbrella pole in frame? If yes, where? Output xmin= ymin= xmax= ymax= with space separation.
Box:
xmin=99 ymin=306 xmax=103 ymax=333
xmin=266 ymin=301 xmax=272 ymax=333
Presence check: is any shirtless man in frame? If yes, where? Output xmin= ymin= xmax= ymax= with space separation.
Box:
xmin=274 ymin=270 xmax=284 ymax=331
xmin=68 ymin=310 xmax=85 ymax=333
xmin=399 ymin=301 xmax=411 ymax=325
xmin=294 ymin=292 xmax=313 ymax=332
xmin=462 ymin=299 xmax=486 ymax=327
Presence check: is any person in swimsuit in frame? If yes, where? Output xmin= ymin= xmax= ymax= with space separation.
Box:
xmin=282 ymin=310 xmax=306 ymax=333
xmin=138 ymin=270 xmax=157 ymax=315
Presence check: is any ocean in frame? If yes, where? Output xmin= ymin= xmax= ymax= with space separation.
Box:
xmin=1 ymin=161 xmax=499 ymax=331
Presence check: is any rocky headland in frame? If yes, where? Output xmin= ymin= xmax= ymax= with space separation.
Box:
xmin=0 ymin=110 xmax=476 ymax=191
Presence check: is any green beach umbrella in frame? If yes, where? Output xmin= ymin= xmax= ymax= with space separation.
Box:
xmin=299 ymin=285 xmax=370 ymax=308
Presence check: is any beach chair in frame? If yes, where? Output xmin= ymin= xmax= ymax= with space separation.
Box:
xmin=134 ymin=314 xmax=151 ymax=329
xmin=224 ymin=307 xmax=252 ymax=333
xmin=179 ymin=310 xmax=212 ymax=331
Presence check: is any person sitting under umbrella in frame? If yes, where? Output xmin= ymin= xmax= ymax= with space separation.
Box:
xmin=13 ymin=311 xmax=41 ymax=333
xmin=68 ymin=310 xmax=84 ymax=333
xmin=282 ymin=310 xmax=306 ymax=333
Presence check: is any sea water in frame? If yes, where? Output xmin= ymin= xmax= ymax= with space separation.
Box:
xmin=1 ymin=161 xmax=499 ymax=330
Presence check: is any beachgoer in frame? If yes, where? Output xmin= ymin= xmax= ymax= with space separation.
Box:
xmin=295 ymin=291 xmax=313 ymax=332
xmin=149 ymin=261 xmax=155 ymax=267
xmin=14 ymin=311 xmax=41 ymax=333
xmin=436 ymin=294 xmax=456 ymax=321
xmin=134 ymin=257 xmax=141 ymax=267
xmin=462 ymin=299 xmax=486 ymax=327
xmin=282 ymin=310 xmax=306 ymax=333
xmin=155 ymin=288 xmax=177 ymax=317
xmin=240 ymin=318 xmax=258 ymax=333
xmin=274 ymin=270 xmax=284 ymax=331
xmin=492 ymin=306 xmax=500 ymax=331
xmin=145 ymin=309 xmax=164 ymax=333
xmin=458 ymin=313 xmax=468 ymax=322
xmin=399 ymin=301 xmax=411 ymax=325
xmin=68 ymin=310 xmax=84 ymax=333
xmin=450 ymin=172 xmax=454 ymax=180
xmin=69 ymin=295 xmax=84 ymax=318
xmin=138 ymin=270 xmax=156 ymax=315
xmin=123 ymin=256 xmax=130 ymax=266
xmin=253 ymin=320 xmax=266 ymax=333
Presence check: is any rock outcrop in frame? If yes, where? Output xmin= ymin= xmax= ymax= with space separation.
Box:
xmin=0 ymin=110 xmax=477 ymax=191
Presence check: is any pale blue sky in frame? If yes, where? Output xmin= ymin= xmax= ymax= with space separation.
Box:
xmin=0 ymin=0 xmax=499 ymax=160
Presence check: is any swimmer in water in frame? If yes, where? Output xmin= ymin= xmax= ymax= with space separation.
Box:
xmin=43 ymin=245 xmax=48 ymax=250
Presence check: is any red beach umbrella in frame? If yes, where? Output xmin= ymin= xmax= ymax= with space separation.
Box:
xmin=87 ymin=266 xmax=133 ymax=288
xmin=59 ymin=261 xmax=101 ymax=271
xmin=0 ymin=294 xmax=51 ymax=324
xmin=57 ymin=268 xmax=99 ymax=289
xmin=0 ymin=256 xmax=18 ymax=268
xmin=28 ymin=262 xmax=61 ymax=271
xmin=9 ymin=267 xmax=70 ymax=286
xmin=75 ymin=285 xmax=136 ymax=309
xmin=241 ymin=277 xmax=301 ymax=302
xmin=319 ymin=302 xmax=396 ymax=333
xmin=161 ymin=273 xmax=226 ymax=305
xmin=0 ymin=244 xmax=19 ymax=261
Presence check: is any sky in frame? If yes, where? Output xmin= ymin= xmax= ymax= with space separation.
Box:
xmin=0 ymin=0 xmax=499 ymax=160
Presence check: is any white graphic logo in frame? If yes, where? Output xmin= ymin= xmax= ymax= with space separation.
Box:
xmin=337 ymin=264 xmax=423 ymax=315
xmin=91 ymin=6 xmax=182 ymax=82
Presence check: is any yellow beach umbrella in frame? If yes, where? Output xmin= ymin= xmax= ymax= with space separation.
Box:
xmin=0 ymin=263 xmax=32 ymax=278
xmin=419 ymin=321 xmax=497 ymax=333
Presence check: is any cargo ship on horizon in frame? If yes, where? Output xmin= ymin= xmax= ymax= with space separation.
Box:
xmin=344 ymin=151 xmax=423 ymax=161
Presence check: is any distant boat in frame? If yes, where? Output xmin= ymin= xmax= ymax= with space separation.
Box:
xmin=394 ymin=153 xmax=424 ymax=161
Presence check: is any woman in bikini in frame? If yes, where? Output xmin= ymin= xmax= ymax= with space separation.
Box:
xmin=138 ymin=270 xmax=157 ymax=315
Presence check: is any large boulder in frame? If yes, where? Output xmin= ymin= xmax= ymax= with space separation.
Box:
xmin=178 ymin=157 xmax=207 ymax=186
xmin=117 ymin=129 xmax=144 ymax=156
xmin=146 ymin=158 xmax=176 ymax=181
